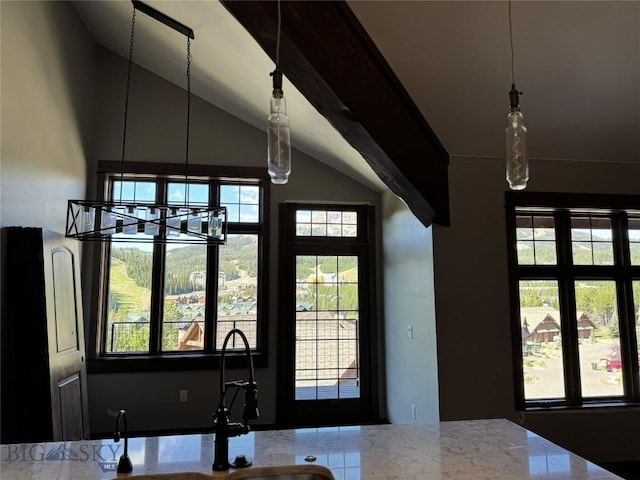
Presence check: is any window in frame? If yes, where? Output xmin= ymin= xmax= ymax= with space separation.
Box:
xmin=88 ymin=161 xmax=269 ymax=372
xmin=277 ymin=204 xmax=378 ymax=426
xmin=506 ymin=192 xmax=640 ymax=409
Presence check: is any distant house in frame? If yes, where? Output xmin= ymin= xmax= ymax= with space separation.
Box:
xmin=577 ymin=312 xmax=597 ymax=339
xmin=178 ymin=321 xmax=204 ymax=351
xmin=521 ymin=306 xmax=561 ymax=344
xmin=189 ymin=271 xmax=206 ymax=289
xmin=529 ymin=314 xmax=561 ymax=343
xmin=520 ymin=306 xmax=596 ymax=343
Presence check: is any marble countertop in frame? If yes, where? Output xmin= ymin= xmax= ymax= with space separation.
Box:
xmin=0 ymin=419 xmax=622 ymax=479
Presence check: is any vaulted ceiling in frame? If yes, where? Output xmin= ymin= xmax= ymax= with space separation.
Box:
xmin=73 ymin=1 xmax=640 ymax=225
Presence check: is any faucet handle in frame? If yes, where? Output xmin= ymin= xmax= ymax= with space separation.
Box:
xmin=242 ymin=382 xmax=259 ymax=421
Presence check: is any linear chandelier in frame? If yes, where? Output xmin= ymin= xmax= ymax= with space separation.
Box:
xmin=66 ymin=1 xmax=226 ymax=244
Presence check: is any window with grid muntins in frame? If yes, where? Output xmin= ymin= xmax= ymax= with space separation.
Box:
xmin=506 ymin=192 xmax=640 ymax=409
xmin=295 ymin=254 xmax=360 ymax=400
xmin=89 ymin=161 xmax=269 ymax=371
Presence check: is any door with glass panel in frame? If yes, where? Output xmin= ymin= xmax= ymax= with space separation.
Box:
xmin=277 ymin=204 xmax=377 ymax=427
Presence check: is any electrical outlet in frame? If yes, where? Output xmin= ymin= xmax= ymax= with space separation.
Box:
xmin=411 ymin=404 xmax=417 ymax=419
xmin=179 ymin=390 xmax=188 ymax=402
xmin=407 ymin=325 xmax=414 ymax=339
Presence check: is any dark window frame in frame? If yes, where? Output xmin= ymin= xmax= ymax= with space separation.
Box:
xmin=276 ymin=203 xmax=379 ymax=427
xmin=86 ymin=161 xmax=270 ymax=373
xmin=506 ymin=192 xmax=640 ymax=411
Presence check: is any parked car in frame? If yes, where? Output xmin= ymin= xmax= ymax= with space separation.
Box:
xmin=606 ymin=359 xmax=622 ymax=372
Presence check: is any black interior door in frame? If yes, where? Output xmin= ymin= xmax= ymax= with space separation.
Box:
xmin=1 ymin=228 xmax=89 ymax=443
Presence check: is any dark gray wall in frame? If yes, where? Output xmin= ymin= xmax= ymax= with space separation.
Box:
xmin=433 ymin=155 xmax=640 ymax=463
xmin=86 ymin=47 xmax=383 ymax=434
xmin=0 ymin=0 xmax=96 ymax=230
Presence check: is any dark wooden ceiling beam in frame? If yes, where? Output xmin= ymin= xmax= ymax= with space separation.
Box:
xmin=221 ymin=0 xmax=450 ymax=226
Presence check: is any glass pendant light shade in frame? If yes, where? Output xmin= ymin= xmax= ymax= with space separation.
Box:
xmin=506 ymin=107 xmax=528 ymax=190
xmin=122 ymin=206 xmax=138 ymax=234
xmin=267 ymin=93 xmax=291 ymax=184
xmin=166 ymin=207 xmax=182 ymax=236
xmin=188 ymin=209 xmax=202 ymax=233
xmin=81 ymin=207 xmax=95 ymax=233
xmin=208 ymin=211 xmax=223 ymax=239
xmin=144 ymin=207 xmax=160 ymax=235
xmin=101 ymin=207 xmax=117 ymax=235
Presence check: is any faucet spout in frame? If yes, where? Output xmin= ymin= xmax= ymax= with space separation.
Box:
xmin=114 ymin=409 xmax=133 ymax=474
xmin=212 ymin=328 xmax=258 ymax=471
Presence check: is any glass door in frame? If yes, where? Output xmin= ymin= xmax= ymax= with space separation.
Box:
xmin=277 ymin=204 xmax=378 ymax=427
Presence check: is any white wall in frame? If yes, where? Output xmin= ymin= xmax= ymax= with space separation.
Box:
xmin=382 ymin=191 xmax=439 ymax=424
xmin=433 ymin=155 xmax=640 ymax=462
xmin=0 ymin=1 xmax=96 ymax=230
xmin=86 ymin=47 xmax=383 ymax=435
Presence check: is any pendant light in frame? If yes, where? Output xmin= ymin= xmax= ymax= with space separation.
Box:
xmin=267 ymin=0 xmax=291 ymax=185
xmin=505 ymin=0 xmax=529 ymax=191
xmin=65 ymin=1 xmax=226 ymax=244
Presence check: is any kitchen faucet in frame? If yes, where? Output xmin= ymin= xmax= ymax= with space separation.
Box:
xmin=113 ymin=409 xmax=133 ymax=473
xmin=212 ymin=328 xmax=259 ymax=471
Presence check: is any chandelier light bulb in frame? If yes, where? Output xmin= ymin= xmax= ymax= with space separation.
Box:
xmin=208 ymin=211 xmax=223 ymax=239
xmin=81 ymin=206 xmax=95 ymax=233
xmin=506 ymin=84 xmax=529 ymax=190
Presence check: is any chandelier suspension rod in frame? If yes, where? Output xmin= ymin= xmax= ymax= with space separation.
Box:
xmin=132 ymin=0 xmax=194 ymax=39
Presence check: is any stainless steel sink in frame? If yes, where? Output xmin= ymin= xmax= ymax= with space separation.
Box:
xmin=229 ymin=465 xmax=334 ymax=480
xmin=112 ymin=474 xmax=212 ymax=480
xmin=112 ymin=472 xmax=214 ymax=480
xmin=112 ymin=464 xmax=335 ymax=480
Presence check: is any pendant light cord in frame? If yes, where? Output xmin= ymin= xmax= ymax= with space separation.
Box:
xmin=121 ymin=5 xmax=193 ymax=207
xmin=184 ymin=37 xmax=192 ymax=205
xmin=276 ymin=0 xmax=282 ymax=69
xmin=508 ymin=0 xmax=516 ymax=86
xmin=120 ymin=6 xmax=137 ymax=204
xmin=270 ymin=0 xmax=283 ymax=95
